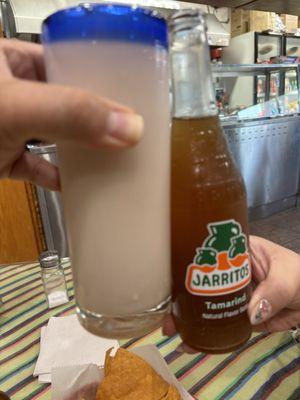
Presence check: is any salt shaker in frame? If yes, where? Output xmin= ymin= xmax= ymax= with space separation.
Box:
xmin=39 ymin=250 xmax=69 ymax=309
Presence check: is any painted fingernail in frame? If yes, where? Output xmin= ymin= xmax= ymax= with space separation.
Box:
xmin=250 ymin=299 xmax=272 ymax=325
xmin=107 ymin=112 xmax=144 ymax=145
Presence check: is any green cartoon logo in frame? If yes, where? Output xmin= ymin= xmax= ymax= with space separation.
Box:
xmin=185 ymin=220 xmax=251 ymax=296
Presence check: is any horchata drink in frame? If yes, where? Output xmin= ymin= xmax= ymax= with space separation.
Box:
xmin=42 ymin=4 xmax=171 ymax=338
xmin=170 ymin=10 xmax=252 ymax=353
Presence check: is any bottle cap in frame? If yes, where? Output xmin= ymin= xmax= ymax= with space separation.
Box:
xmin=169 ymin=9 xmax=206 ymax=33
xmin=39 ymin=250 xmax=60 ymax=269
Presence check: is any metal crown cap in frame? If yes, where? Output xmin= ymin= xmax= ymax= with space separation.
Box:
xmin=169 ymin=9 xmax=207 ymax=33
xmin=39 ymin=250 xmax=60 ymax=269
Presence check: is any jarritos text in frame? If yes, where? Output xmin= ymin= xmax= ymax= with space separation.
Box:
xmin=185 ymin=220 xmax=251 ymax=296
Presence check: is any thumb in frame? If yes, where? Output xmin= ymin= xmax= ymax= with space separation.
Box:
xmin=248 ymin=248 xmax=300 ymax=327
xmin=2 ymin=79 xmax=144 ymax=149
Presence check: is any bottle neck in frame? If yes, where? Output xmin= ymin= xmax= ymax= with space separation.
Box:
xmin=170 ymin=12 xmax=217 ymax=119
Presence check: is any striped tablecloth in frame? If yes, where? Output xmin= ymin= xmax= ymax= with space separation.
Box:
xmin=0 ymin=262 xmax=300 ymax=400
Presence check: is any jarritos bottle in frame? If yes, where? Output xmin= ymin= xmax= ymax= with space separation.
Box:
xmin=170 ymin=10 xmax=252 ymax=353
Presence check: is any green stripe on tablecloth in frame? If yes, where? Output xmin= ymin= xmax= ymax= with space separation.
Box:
xmin=0 ymin=264 xmax=24 ymax=277
xmin=0 ymin=263 xmax=74 ymax=399
xmin=0 ymin=265 xmax=38 ymax=284
xmin=0 ymin=270 xmax=41 ymax=290
xmin=288 ymin=384 xmax=300 ymax=400
xmin=250 ymin=357 xmax=300 ymax=400
xmin=11 ymin=383 xmax=50 ymax=400
xmin=1 ymin=262 xmax=300 ymax=400
xmin=215 ymin=337 xmax=295 ymax=399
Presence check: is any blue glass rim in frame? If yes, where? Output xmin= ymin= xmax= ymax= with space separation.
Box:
xmin=42 ymin=3 xmax=168 ymax=49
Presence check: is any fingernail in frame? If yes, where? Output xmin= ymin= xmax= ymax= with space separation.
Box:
xmin=250 ymin=299 xmax=272 ymax=325
xmin=107 ymin=112 xmax=144 ymax=144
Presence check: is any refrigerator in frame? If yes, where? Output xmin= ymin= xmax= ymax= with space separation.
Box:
xmin=283 ymin=35 xmax=300 ymax=114
xmin=222 ymin=32 xmax=284 ymax=111
xmin=255 ymin=33 xmax=284 ymax=105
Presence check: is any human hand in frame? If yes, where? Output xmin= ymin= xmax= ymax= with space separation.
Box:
xmin=163 ymin=236 xmax=300 ymax=353
xmin=0 ymin=39 xmax=143 ymax=191
xmin=247 ymin=235 xmax=300 ymax=332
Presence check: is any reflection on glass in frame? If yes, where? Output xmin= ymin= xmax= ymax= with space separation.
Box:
xmin=257 ymin=35 xmax=281 ymax=62
xmin=236 ymin=93 xmax=300 ymax=119
xmin=213 ymin=68 xmax=299 ymax=120
xmin=237 ymin=93 xmax=299 ymax=120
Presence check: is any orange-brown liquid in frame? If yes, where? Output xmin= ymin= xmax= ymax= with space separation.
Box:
xmin=171 ymin=116 xmax=252 ymax=353
xmin=0 ymin=392 xmax=10 ymax=400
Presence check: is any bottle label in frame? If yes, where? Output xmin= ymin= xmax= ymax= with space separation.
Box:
xmin=185 ymin=219 xmax=251 ymax=296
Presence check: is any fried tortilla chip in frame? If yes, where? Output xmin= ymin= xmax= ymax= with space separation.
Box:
xmin=160 ymin=385 xmax=182 ymax=400
xmin=96 ymin=348 xmax=181 ymax=400
xmin=104 ymin=347 xmax=114 ymax=376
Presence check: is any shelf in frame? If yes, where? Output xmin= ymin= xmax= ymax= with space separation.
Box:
xmin=286 ymin=91 xmax=299 ymax=95
xmin=184 ymin=1 xmax=300 ymax=16
xmin=212 ymin=64 xmax=299 ymax=77
xmin=286 ymin=72 xmax=298 ymax=78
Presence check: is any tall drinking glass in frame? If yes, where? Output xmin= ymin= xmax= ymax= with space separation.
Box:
xmin=42 ymin=4 xmax=171 ymax=338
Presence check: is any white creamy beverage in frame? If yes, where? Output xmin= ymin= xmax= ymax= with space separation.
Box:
xmin=44 ymin=40 xmax=171 ymax=336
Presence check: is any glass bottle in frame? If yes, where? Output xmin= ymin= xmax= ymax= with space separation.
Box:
xmin=170 ymin=10 xmax=252 ymax=353
xmin=0 ymin=391 xmax=11 ymax=400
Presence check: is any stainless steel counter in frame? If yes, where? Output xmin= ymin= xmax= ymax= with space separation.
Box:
xmin=222 ymin=115 xmax=300 ymax=219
